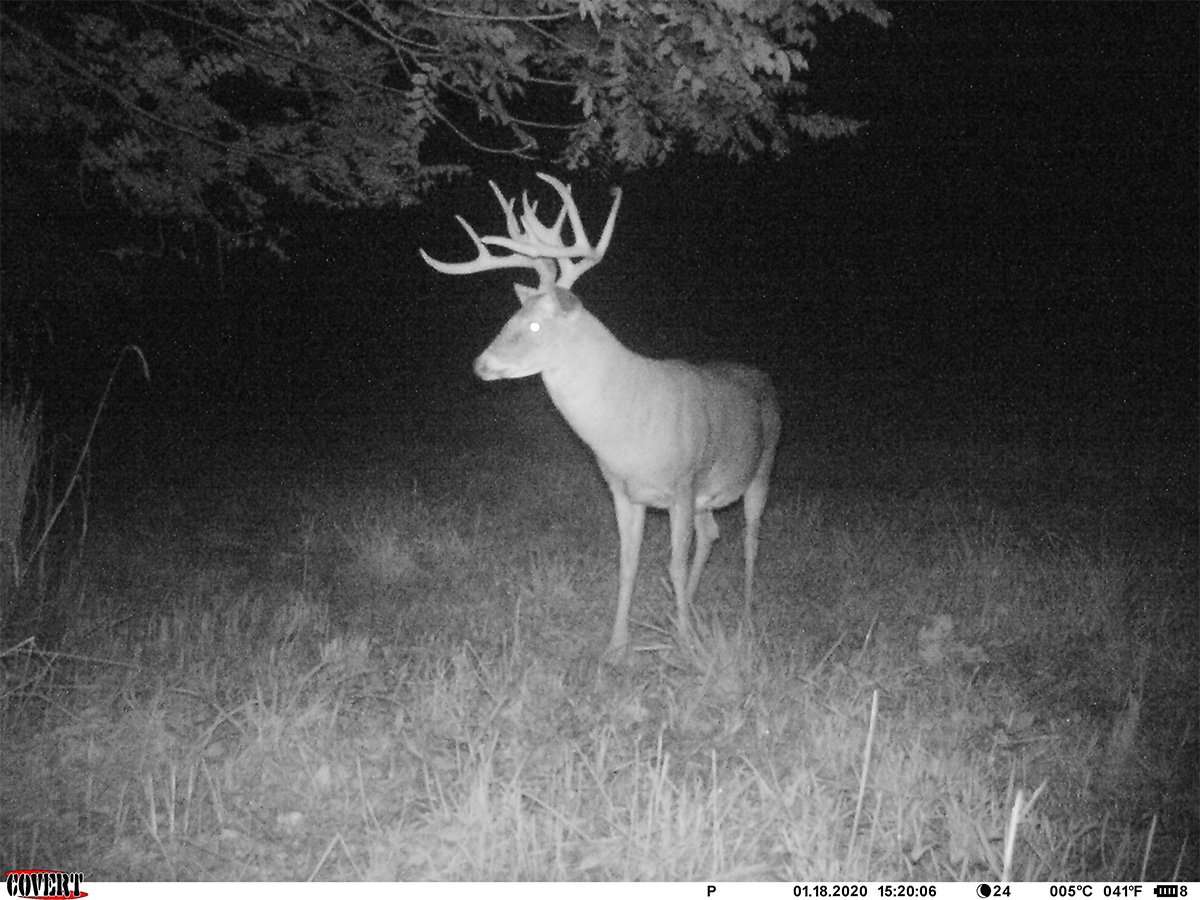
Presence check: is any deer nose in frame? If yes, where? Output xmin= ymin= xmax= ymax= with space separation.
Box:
xmin=474 ymin=353 xmax=498 ymax=380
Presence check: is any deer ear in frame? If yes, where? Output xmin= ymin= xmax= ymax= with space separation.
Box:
xmin=513 ymin=283 xmax=539 ymax=305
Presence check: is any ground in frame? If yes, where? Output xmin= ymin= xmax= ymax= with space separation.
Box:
xmin=2 ymin=366 xmax=1195 ymax=880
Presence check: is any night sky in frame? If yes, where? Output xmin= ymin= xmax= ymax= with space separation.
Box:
xmin=3 ymin=3 xmax=1197 ymax=441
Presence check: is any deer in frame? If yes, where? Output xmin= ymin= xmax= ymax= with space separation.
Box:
xmin=420 ymin=173 xmax=781 ymax=663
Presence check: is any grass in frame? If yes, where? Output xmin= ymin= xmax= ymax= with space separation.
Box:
xmin=0 ymin=387 xmax=42 ymax=610
xmin=1 ymin=379 xmax=1195 ymax=880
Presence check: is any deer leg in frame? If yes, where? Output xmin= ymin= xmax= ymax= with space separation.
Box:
xmin=685 ymin=509 xmax=719 ymax=605
xmin=742 ymin=477 xmax=769 ymax=611
xmin=668 ymin=497 xmax=696 ymax=640
xmin=606 ymin=490 xmax=645 ymax=661
xmin=742 ymin=395 xmax=780 ymax=612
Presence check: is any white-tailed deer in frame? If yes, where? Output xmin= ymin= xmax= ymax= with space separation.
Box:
xmin=420 ymin=174 xmax=780 ymax=662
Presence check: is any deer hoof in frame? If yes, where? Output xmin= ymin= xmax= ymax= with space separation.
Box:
xmin=601 ymin=641 xmax=632 ymax=667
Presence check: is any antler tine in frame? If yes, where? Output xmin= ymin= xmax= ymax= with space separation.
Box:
xmin=551 ymin=183 xmax=623 ymax=289
xmin=534 ymin=173 xmax=587 ymax=250
xmin=479 ymin=174 xmax=622 ymax=290
xmin=418 ymin=215 xmax=489 ymax=274
xmin=534 ymin=173 xmax=622 ymax=258
xmin=591 ymin=185 xmax=623 ymax=260
xmin=488 ymin=180 xmax=522 ymax=240
xmin=419 ymin=212 xmax=557 ymax=291
xmin=519 ymin=190 xmax=568 ymax=247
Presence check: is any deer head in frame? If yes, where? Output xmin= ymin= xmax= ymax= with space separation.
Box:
xmin=420 ymin=174 xmax=623 ymax=380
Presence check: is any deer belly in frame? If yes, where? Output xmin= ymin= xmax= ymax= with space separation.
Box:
xmin=595 ymin=405 xmax=763 ymax=509
xmin=694 ymin=483 xmax=749 ymax=511
xmin=615 ymin=477 xmax=679 ymax=508
xmin=694 ymin=458 xmax=759 ymax=510
xmin=599 ymin=458 xmax=686 ymax=508
xmin=602 ymin=458 xmax=755 ymax=511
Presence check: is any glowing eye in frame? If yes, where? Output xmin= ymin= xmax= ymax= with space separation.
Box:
xmin=529 ymin=321 xmax=541 ymax=333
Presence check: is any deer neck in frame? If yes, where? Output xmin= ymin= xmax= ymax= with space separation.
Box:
xmin=540 ymin=309 xmax=645 ymax=451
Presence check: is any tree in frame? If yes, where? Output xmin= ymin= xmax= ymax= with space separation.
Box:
xmin=1 ymin=0 xmax=889 ymax=253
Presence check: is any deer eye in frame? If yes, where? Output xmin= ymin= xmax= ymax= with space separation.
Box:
xmin=529 ymin=321 xmax=541 ymax=333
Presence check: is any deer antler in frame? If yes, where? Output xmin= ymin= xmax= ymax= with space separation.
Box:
xmin=419 ymin=181 xmax=557 ymax=292
xmin=419 ymin=173 xmax=623 ymax=291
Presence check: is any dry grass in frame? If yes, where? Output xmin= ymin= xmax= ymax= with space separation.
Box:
xmin=0 ymin=387 xmax=41 ymax=600
xmin=1 ymin=387 xmax=1195 ymax=880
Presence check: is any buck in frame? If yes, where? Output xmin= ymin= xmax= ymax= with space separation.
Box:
xmin=420 ymin=173 xmax=780 ymax=662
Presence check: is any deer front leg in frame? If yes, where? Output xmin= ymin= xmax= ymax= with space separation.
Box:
xmin=605 ymin=488 xmax=645 ymax=663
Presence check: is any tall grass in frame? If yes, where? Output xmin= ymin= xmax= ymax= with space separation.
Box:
xmin=0 ymin=387 xmax=41 ymax=614
xmin=1 ymin=389 xmax=1193 ymax=880
xmin=0 ymin=346 xmax=147 ymax=641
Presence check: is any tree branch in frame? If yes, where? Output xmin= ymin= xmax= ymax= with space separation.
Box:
xmin=411 ymin=4 xmax=574 ymax=25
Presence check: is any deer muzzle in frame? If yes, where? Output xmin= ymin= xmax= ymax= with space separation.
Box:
xmin=474 ymin=352 xmax=502 ymax=381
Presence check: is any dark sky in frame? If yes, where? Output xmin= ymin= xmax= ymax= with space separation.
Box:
xmin=3 ymin=3 xmax=1197 ymax=428
xmin=347 ymin=4 xmax=1197 ymax=405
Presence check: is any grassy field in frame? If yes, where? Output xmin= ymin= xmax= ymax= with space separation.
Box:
xmin=1 ymin=374 xmax=1196 ymax=881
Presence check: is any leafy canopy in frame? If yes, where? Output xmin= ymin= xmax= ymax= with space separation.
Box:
xmin=1 ymin=0 xmax=888 ymax=249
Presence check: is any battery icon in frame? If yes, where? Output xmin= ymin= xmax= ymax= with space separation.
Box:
xmin=1153 ymin=887 xmax=1180 ymax=898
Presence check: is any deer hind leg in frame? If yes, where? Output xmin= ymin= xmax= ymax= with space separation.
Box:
xmin=685 ymin=509 xmax=719 ymax=607
xmin=606 ymin=491 xmax=646 ymax=662
xmin=743 ymin=390 xmax=782 ymax=611
xmin=741 ymin=440 xmax=779 ymax=610
xmin=668 ymin=499 xmax=699 ymax=640
xmin=742 ymin=480 xmax=767 ymax=611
